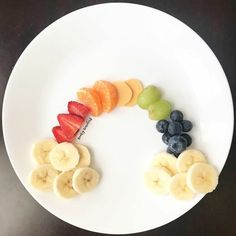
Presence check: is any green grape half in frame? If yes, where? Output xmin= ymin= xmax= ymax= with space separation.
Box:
xmin=137 ymin=85 xmax=161 ymax=109
xmin=148 ymin=99 xmax=172 ymax=120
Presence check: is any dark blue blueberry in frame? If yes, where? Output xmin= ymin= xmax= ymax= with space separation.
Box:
xmin=162 ymin=132 xmax=172 ymax=145
xmin=167 ymin=147 xmax=179 ymax=157
xmin=166 ymin=147 xmax=179 ymax=157
xmin=181 ymin=120 xmax=193 ymax=132
xmin=156 ymin=120 xmax=169 ymax=133
xmin=181 ymin=133 xmax=192 ymax=147
xmin=168 ymin=135 xmax=187 ymax=155
xmin=168 ymin=121 xmax=183 ymax=135
xmin=170 ymin=110 xmax=183 ymax=121
xmin=166 ymin=147 xmax=173 ymax=154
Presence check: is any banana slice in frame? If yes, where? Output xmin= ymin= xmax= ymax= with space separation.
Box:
xmin=53 ymin=171 xmax=77 ymax=198
xmin=30 ymin=164 xmax=58 ymax=191
xmin=73 ymin=143 xmax=91 ymax=168
xmin=177 ymin=149 xmax=207 ymax=173
xmin=32 ymin=139 xmax=57 ymax=164
xmin=72 ymin=167 xmax=100 ymax=193
xmin=49 ymin=142 xmax=80 ymax=171
xmin=169 ymin=173 xmax=195 ymax=200
xmin=151 ymin=152 xmax=177 ymax=176
xmin=187 ymin=163 xmax=218 ymax=194
xmin=144 ymin=168 xmax=171 ymax=194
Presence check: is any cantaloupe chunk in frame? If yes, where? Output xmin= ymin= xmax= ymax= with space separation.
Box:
xmin=125 ymin=79 xmax=144 ymax=106
xmin=113 ymin=81 xmax=133 ymax=106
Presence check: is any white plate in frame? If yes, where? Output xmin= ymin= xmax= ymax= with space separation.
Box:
xmin=2 ymin=3 xmax=234 ymax=234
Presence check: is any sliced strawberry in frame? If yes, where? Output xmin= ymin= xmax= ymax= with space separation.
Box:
xmin=68 ymin=101 xmax=90 ymax=119
xmin=57 ymin=113 xmax=84 ymax=139
xmin=52 ymin=126 xmax=73 ymax=143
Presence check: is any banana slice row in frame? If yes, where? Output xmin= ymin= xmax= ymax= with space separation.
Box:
xmin=30 ymin=140 xmax=99 ymax=198
xmin=32 ymin=139 xmax=91 ymax=169
xmin=145 ymin=149 xmax=219 ymax=200
xmin=54 ymin=167 xmax=100 ymax=198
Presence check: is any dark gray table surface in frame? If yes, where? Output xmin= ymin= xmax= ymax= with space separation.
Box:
xmin=0 ymin=1 xmax=236 ymax=235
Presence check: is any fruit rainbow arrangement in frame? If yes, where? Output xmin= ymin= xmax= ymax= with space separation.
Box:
xmin=29 ymin=79 xmax=219 ymax=201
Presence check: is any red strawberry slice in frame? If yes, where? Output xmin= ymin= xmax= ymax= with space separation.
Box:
xmin=52 ymin=126 xmax=73 ymax=143
xmin=68 ymin=101 xmax=90 ymax=119
xmin=57 ymin=114 xmax=84 ymax=139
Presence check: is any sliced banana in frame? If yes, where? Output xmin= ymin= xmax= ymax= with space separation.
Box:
xmin=73 ymin=143 xmax=91 ymax=168
xmin=151 ymin=152 xmax=177 ymax=176
xmin=72 ymin=167 xmax=100 ymax=193
xmin=32 ymin=139 xmax=57 ymax=164
xmin=54 ymin=171 xmax=77 ymax=198
xmin=169 ymin=173 xmax=195 ymax=200
xmin=144 ymin=168 xmax=172 ymax=194
xmin=177 ymin=149 xmax=207 ymax=173
xmin=30 ymin=164 xmax=58 ymax=191
xmin=187 ymin=163 xmax=218 ymax=194
xmin=49 ymin=142 xmax=80 ymax=171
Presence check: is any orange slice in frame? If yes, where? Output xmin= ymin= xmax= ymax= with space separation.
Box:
xmin=125 ymin=79 xmax=144 ymax=106
xmin=93 ymin=80 xmax=118 ymax=112
xmin=113 ymin=81 xmax=133 ymax=106
xmin=77 ymin=88 xmax=102 ymax=116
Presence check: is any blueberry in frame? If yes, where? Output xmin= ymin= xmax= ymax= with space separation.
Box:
xmin=156 ymin=120 xmax=169 ymax=133
xmin=168 ymin=121 xmax=183 ymax=135
xmin=170 ymin=110 xmax=183 ymax=121
xmin=168 ymin=135 xmax=187 ymax=155
xmin=166 ymin=147 xmax=173 ymax=154
xmin=181 ymin=120 xmax=193 ymax=132
xmin=166 ymin=147 xmax=178 ymax=157
xmin=162 ymin=132 xmax=172 ymax=145
xmin=181 ymin=133 xmax=192 ymax=147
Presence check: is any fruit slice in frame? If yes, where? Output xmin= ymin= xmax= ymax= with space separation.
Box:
xmin=93 ymin=80 xmax=118 ymax=112
xmin=125 ymin=79 xmax=144 ymax=106
xmin=144 ymin=168 xmax=171 ymax=194
xmin=169 ymin=173 xmax=195 ymax=200
xmin=53 ymin=171 xmax=77 ymax=198
xmin=77 ymin=88 xmax=102 ymax=116
xmin=113 ymin=81 xmax=133 ymax=106
xmin=72 ymin=167 xmax=100 ymax=193
xmin=73 ymin=143 xmax=91 ymax=168
xmin=49 ymin=142 xmax=80 ymax=171
xmin=68 ymin=101 xmax=90 ymax=119
xmin=137 ymin=85 xmax=161 ymax=109
xmin=30 ymin=164 xmax=58 ymax=191
xmin=148 ymin=99 xmax=172 ymax=120
xmin=57 ymin=114 xmax=84 ymax=139
xmin=52 ymin=126 xmax=73 ymax=143
xmin=32 ymin=139 xmax=57 ymax=164
xmin=187 ymin=163 xmax=218 ymax=194
xmin=151 ymin=152 xmax=177 ymax=176
xmin=177 ymin=149 xmax=207 ymax=173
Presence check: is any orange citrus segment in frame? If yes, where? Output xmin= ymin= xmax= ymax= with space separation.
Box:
xmin=113 ymin=81 xmax=133 ymax=106
xmin=77 ymin=88 xmax=102 ymax=116
xmin=125 ymin=79 xmax=144 ymax=106
xmin=93 ymin=80 xmax=118 ymax=112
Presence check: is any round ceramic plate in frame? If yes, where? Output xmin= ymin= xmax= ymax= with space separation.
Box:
xmin=2 ymin=3 xmax=234 ymax=234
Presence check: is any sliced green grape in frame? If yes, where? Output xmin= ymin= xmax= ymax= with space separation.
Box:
xmin=148 ymin=99 xmax=172 ymax=120
xmin=137 ymin=85 xmax=161 ymax=109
